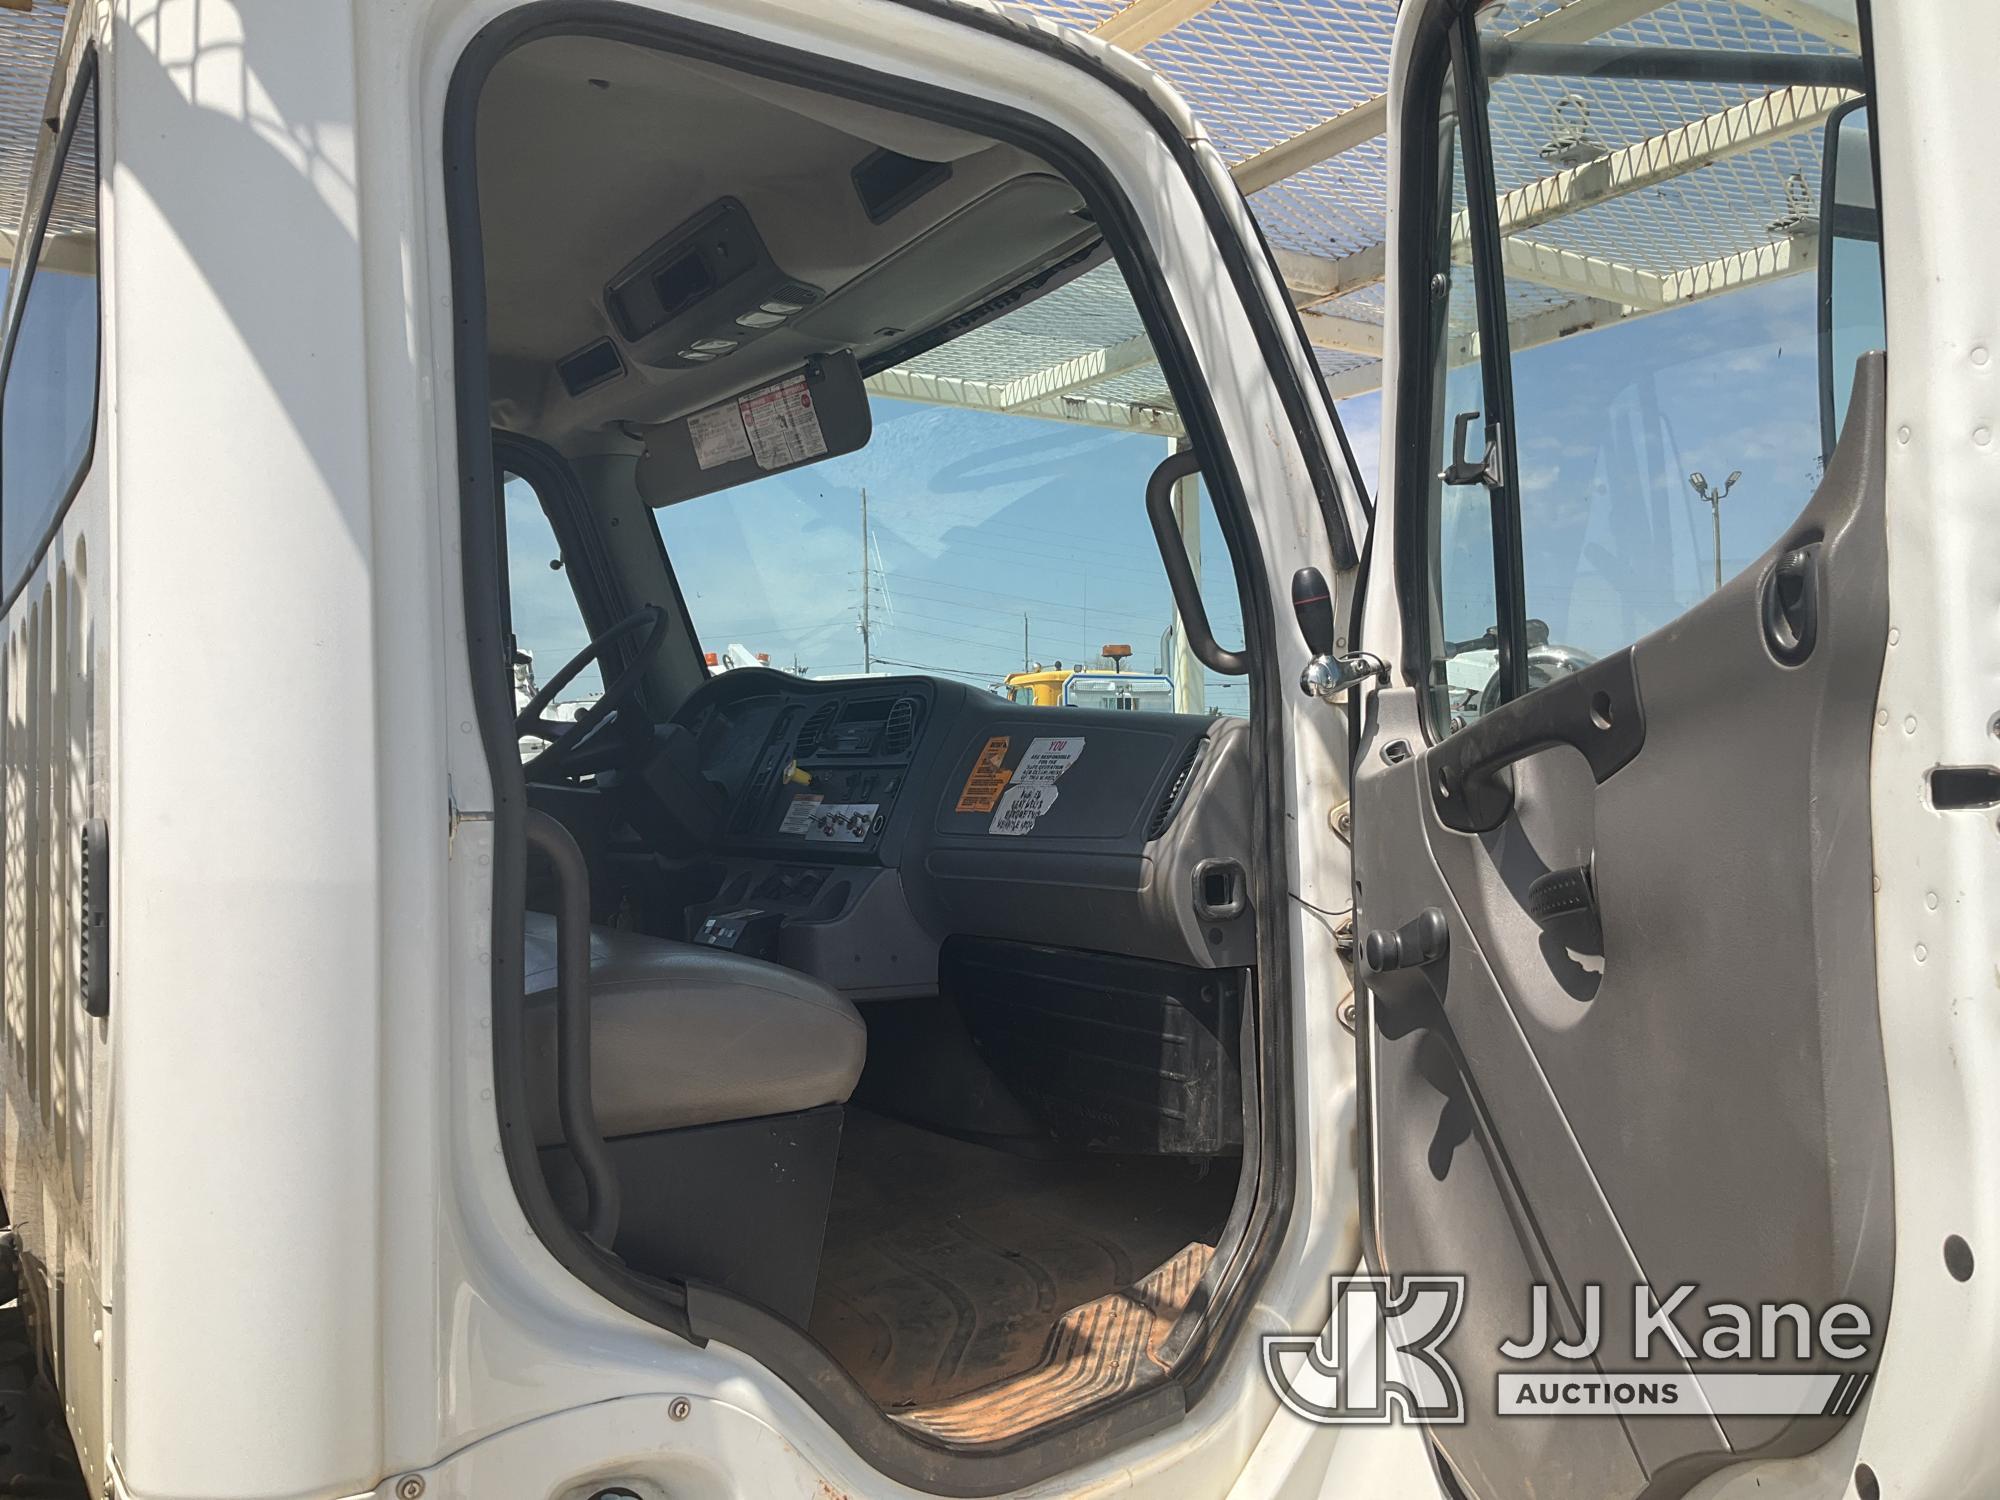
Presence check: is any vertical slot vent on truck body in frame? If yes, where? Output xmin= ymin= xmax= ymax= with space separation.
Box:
xmin=883 ymin=697 xmax=920 ymax=756
xmin=1147 ymin=738 xmax=1207 ymax=841
xmin=796 ymin=700 xmax=838 ymax=759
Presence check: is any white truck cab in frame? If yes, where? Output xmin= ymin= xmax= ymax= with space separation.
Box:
xmin=0 ymin=1 xmax=1994 ymax=1498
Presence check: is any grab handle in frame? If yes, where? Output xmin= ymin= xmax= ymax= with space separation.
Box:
xmin=525 ymin=811 xmax=621 ymax=1249
xmin=1145 ymin=450 xmax=1248 ymax=676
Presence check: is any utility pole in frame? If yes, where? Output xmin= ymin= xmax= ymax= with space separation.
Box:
xmin=859 ymin=486 xmax=872 ymax=673
xmin=1022 ymin=613 xmax=1030 ymax=672
xmin=1689 ymin=469 xmax=1742 ymax=593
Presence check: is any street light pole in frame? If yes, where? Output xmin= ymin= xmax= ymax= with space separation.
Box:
xmin=1689 ymin=468 xmax=1743 ymax=594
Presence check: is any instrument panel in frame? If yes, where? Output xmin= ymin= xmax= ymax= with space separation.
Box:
xmin=666 ymin=668 xmax=1256 ymax=992
xmin=677 ymin=673 xmax=934 ymax=858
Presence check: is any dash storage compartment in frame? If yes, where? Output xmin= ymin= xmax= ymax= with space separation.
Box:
xmin=946 ymin=937 xmax=1243 ymax=1156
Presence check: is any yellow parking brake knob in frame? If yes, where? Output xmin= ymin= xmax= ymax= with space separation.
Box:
xmin=785 ymin=763 xmax=813 ymax=788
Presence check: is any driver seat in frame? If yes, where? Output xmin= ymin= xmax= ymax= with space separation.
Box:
xmin=521 ymin=912 xmax=866 ymax=1322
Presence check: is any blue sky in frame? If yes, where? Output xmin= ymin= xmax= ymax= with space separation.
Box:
xmin=510 ymin=268 xmax=1831 ymax=716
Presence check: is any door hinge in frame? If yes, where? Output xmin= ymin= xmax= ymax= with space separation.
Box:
xmin=1301 ymin=652 xmax=1389 ymax=704
xmin=447 ymin=781 xmax=494 ymax=853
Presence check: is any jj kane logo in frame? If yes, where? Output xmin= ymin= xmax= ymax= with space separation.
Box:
xmin=1263 ymin=1277 xmax=1877 ymax=1426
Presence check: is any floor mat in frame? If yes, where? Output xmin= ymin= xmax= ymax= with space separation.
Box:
xmin=810 ymin=1110 xmax=1237 ymax=1409
xmin=899 ymin=1241 xmax=1213 ymax=1443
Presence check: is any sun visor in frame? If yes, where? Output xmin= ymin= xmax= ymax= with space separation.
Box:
xmin=636 ymin=352 xmax=871 ymax=506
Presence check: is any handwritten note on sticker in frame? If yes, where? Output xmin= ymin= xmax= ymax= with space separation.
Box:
xmin=990 ymin=783 xmax=1058 ymax=836
xmin=956 ymin=735 xmax=1012 ymax=813
xmin=1014 ymin=736 xmax=1084 ymax=787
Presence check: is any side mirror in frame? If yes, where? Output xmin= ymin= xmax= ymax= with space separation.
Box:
xmin=1817 ymin=100 xmax=1883 ymax=457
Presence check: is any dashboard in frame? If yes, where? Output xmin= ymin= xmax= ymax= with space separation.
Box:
xmin=649 ymin=668 xmax=1256 ymax=998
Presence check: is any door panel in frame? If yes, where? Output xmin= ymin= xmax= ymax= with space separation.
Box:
xmin=1356 ymin=357 xmax=1893 ymax=1497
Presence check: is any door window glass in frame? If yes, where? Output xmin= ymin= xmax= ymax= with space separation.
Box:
xmin=1424 ymin=65 xmax=1510 ymax=731
xmin=1822 ymin=103 xmax=1882 ymax=445
xmin=1418 ymin=7 xmax=1878 ymax=734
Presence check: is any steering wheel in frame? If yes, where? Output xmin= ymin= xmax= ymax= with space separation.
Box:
xmin=518 ymin=604 xmax=671 ymax=779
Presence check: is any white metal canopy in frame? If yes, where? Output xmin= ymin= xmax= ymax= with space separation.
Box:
xmin=0 ymin=0 xmax=1862 ymax=432
xmin=876 ymin=0 xmax=1862 ymax=428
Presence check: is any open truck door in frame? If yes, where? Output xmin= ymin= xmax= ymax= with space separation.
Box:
xmin=1334 ymin=2 xmax=1895 ymax=1496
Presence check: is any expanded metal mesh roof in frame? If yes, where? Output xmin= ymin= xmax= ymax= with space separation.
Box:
xmin=889 ymin=0 xmax=1861 ymax=425
xmin=0 ymin=0 xmax=1861 ymax=425
xmin=0 ymin=0 xmax=66 ymax=250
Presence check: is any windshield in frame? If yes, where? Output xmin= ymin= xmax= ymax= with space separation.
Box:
xmin=652 ymin=395 xmax=1249 ymax=717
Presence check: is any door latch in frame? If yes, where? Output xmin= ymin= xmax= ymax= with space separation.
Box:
xmin=1291 ymin=566 xmax=1388 ymax=703
xmin=1441 ymin=409 xmax=1504 ymax=489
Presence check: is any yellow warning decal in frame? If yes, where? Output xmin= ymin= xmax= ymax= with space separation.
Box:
xmin=956 ymin=735 xmax=1013 ymax=813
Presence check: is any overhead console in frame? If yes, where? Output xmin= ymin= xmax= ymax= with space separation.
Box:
xmin=605 ymin=196 xmax=825 ymax=371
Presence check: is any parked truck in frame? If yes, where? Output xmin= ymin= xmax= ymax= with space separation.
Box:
xmin=0 ymin=1 xmax=1990 ymax=1498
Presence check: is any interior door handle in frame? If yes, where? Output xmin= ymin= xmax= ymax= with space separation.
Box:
xmin=1761 ymin=543 xmax=1821 ymax=665
xmin=1429 ymin=648 xmax=1646 ymax=834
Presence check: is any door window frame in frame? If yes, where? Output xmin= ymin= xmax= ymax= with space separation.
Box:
xmin=1390 ymin=2 xmax=1876 ymax=747
xmin=441 ymin=6 xmax=1337 ymax=1487
xmin=1395 ymin=4 xmax=1535 ymax=746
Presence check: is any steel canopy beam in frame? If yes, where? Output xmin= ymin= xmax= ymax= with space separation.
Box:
xmin=1731 ymin=0 xmax=1863 ymax=52
xmin=867 ymin=367 xmax=1185 ymax=437
xmin=1233 ymin=0 xmax=1670 ymax=195
xmin=1287 ymin=83 xmax=1847 ymax=307
xmin=999 ymin=333 xmax=1156 ymax=407
xmin=1296 ymin=309 xmax=1384 ymax=358
xmin=1092 ymin=0 xmax=1220 ymax=50
xmin=1486 ymin=84 xmax=1849 ymax=240
xmin=1284 ymin=236 xmax=1666 ymax=310
xmin=1317 ymin=232 xmax=1817 ymax=402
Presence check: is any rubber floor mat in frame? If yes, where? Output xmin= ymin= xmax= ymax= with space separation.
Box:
xmin=899 ymin=1242 xmax=1212 ymax=1443
xmin=809 ymin=1110 xmax=1237 ymax=1409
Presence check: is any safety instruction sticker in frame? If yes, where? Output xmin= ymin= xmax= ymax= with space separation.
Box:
xmin=988 ymin=736 xmax=1084 ymax=836
xmin=739 ymin=374 xmax=828 ymax=470
xmin=687 ymin=401 xmax=752 ymax=469
xmin=777 ymin=793 xmax=822 ymax=836
xmin=956 ymin=736 xmax=1012 ymax=813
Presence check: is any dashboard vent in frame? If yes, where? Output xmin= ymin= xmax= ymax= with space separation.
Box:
xmin=734 ymin=707 xmax=800 ymax=833
xmin=1147 ymin=738 xmax=1207 ymax=841
xmin=796 ymin=700 xmax=838 ymax=759
xmin=883 ymin=697 xmax=921 ymax=756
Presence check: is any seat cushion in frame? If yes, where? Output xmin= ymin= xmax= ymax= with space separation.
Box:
xmin=522 ymin=912 xmax=866 ymax=1145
